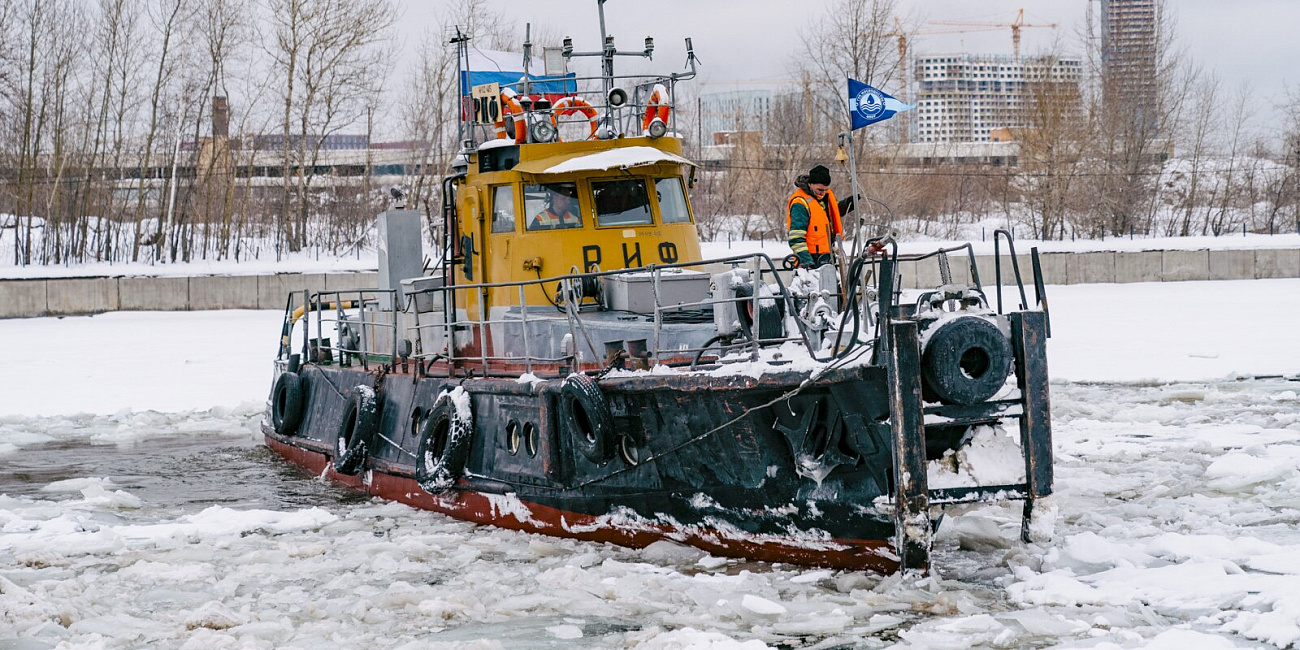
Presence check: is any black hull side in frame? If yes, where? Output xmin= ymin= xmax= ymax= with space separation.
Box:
xmin=265 ymin=363 xmax=908 ymax=570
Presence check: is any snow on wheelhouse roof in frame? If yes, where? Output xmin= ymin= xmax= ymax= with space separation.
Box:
xmin=517 ymin=146 xmax=695 ymax=175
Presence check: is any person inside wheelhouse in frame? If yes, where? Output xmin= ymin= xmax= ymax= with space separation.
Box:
xmin=526 ymin=183 xmax=583 ymax=231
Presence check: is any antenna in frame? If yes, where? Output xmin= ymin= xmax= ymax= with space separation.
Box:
xmin=451 ymin=25 xmax=471 ymax=148
xmin=564 ymin=0 xmax=661 ymax=99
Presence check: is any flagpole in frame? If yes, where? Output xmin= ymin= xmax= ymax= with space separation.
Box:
xmin=840 ymin=129 xmax=863 ymax=260
xmin=845 ymin=79 xmax=912 ymax=261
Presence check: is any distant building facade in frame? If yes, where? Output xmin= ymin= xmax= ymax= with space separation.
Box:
xmin=249 ymin=134 xmax=371 ymax=151
xmin=699 ymin=90 xmax=773 ymax=141
xmin=1100 ymin=0 xmax=1158 ymax=111
xmin=911 ymin=53 xmax=1083 ymax=143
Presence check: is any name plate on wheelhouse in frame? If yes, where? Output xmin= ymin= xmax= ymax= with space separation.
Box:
xmin=471 ymin=82 xmax=502 ymax=125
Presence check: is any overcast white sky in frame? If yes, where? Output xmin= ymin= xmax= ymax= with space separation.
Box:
xmin=395 ymin=0 xmax=1298 ymax=131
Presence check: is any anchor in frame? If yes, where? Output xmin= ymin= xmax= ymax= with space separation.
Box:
xmin=775 ymin=399 xmax=856 ymax=484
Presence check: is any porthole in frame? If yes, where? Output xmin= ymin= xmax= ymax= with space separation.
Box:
xmin=524 ymin=422 xmax=539 ymax=458
xmin=619 ymin=436 xmax=641 ymax=466
xmin=410 ymin=407 xmax=424 ymax=438
xmin=506 ymin=420 xmax=521 ymax=455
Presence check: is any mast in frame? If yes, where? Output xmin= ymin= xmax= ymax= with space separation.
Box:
xmin=451 ymin=26 xmax=471 ymax=148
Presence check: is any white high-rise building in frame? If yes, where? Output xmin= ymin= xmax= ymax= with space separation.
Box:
xmin=911 ymin=53 xmax=1082 ymax=143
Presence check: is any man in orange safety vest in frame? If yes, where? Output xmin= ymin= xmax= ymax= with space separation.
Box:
xmin=529 ymin=184 xmax=582 ymax=230
xmin=786 ymin=165 xmax=843 ymax=269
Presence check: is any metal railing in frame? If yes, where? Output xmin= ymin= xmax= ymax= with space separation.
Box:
xmin=278 ymin=289 xmax=400 ymax=371
xmin=276 ymin=238 xmax=1043 ymax=377
xmin=466 ymin=72 xmax=685 ymax=147
xmin=402 ymin=253 xmax=815 ymax=377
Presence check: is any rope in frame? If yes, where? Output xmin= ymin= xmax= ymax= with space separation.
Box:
xmin=572 ymin=342 xmax=875 ymax=489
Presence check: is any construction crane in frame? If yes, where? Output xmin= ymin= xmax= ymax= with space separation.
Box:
xmin=892 ymin=18 xmax=1032 ymax=85
xmin=929 ymin=8 xmax=1058 ymax=59
xmin=889 ymin=18 xmax=1014 ymax=143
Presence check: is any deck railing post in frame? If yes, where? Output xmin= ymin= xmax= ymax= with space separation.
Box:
xmin=391 ymin=290 xmax=398 ymax=371
xmin=479 ymin=290 xmax=488 ymax=372
xmin=357 ymin=290 xmax=369 ymax=371
xmin=887 ymin=319 xmax=931 ymax=572
xmin=1011 ymin=310 xmax=1054 ymax=543
xmin=750 ymin=257 xmax=761 ymax=359
xmin=651 ymin=266 xmax=662 ymax=364
xmin=301 ymin=289 xmax=311 ymax=361
xmin=449 ymin=287 xmax=461 ymax=372
xmin=876 ymin=255 xmax=895 ymax=359
xmin=519 ymin=284 xmax=532 ymax=375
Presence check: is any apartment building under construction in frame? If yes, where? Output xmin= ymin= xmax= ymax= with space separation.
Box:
xmin=911 ymin=53 xmax=1083 ymax=143
xmin=1100 ymin=0 xmax=1158 ymax=110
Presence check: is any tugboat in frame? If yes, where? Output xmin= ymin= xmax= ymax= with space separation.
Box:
xmin=263 ymin=1 xmax=1055 ymax=573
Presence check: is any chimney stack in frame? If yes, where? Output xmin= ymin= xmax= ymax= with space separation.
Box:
xmin=213 ymin=95 xmax=229 ymax=138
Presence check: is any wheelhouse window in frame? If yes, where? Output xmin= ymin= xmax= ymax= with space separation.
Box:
xmin=592 ymin=178 xmax=653 ymax=227
xmin=524 ymin=183 xmax=583 ymax=231
xmin=490 ymin=185 xmax=516 ymax=233
xmin=655 ymin=177 xmax=691 ymax=224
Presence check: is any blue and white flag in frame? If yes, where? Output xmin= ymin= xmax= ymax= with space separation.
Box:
xmin=848 ymin=79 xmax=914 ymax=130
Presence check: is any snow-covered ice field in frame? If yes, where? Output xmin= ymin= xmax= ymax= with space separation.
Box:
xmin=1 ymin=278 xmax=1298 ymax=648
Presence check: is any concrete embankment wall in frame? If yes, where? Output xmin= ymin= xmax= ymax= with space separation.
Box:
xmin=891 ymin=248 xmax=1299 ymax=289
xmin=2 ymin=248 xmax=1299 ymax=318
xmin=0 ymin=272 xmax=378 ymax=319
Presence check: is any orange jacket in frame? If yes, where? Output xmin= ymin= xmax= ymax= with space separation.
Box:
xmin=530 ymin=208 xmax=580 ymax=230
xmin=787 ymin=187 xmax=842 ymax=255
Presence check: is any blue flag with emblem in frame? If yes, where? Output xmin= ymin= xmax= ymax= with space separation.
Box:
xmin=848 ymin=79 xmax=914 ymax=130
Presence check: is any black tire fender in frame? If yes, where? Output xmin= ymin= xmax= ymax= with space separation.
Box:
xmin=734 ymin=282 xmax=786 ymax=342
xmin=559 ymin=373 xmax=616 ymax=464
xmin=334 ymin=385 xmax=378 ymax=475
xmin=271 ymin=371 xmax=305 ymax=436
xmin=921 ymin=316 xmax=1012 ymax=406
xmin=415 ymin=388 xmax=475 ymax=493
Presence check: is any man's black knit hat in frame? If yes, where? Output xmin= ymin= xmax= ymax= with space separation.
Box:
xmin=808 ymin=164 xmax=831 ymax=185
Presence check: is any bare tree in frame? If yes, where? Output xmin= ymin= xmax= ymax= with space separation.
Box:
xmin=130 ymin=0 xmax=192 ymax=262
xmin=70 ymin=0 xmax=142 ymax=263
xmin=1083 ymin=0 xmax=1189 ymax=238
xmin=1283 ymin=86 xmax=1300 ymax=233
xmin=1169 ymin=69 xmax=1216 ymax=236
xmin=794 ymin=0 xmax=904 ymax=136
xmin=267 ymin=0 xmax=396 ymax=253
xmin=1204 ymin=84 xmax=1253 ymax=235
xmin=1015 ymin=54 xmax=1089 ymax=240
xmin=34 ymin=1 xmax=83 ymax=264
xmin=399 ymin=30 xmax=459 ymax=225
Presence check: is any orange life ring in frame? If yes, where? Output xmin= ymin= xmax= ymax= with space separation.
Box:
xmin=642 ymin=83 xmax=670 ymax=134
xmin=494 ymin=89 xmax=526 ymax=144
xmin=553 ymin=96 xmax=599 ymax=140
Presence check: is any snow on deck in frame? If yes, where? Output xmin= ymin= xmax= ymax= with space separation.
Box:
xmin=532 ymin=146 xmax=694 ymax=174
